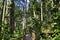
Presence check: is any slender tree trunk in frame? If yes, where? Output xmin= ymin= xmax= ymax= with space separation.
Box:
xmin=33 ymin=5 xmax=36 ymax=18
xmin=6 ymin=0 xmax=8 ymax=14
xmin=39 ymin=0 xmax=43 ymax=40
xmin=41 ymin=0 xmax=43 ymax=22
xmin=2 ymin=0 xmax=6 ymax=22
xmin=0 ymin=0 xmax=6 ymax=40
xmin=2 ymin=0 xmax=6 ymax=35
xmin=0 ymin=0 xmax=6 ymax=34
xmin=40 ymin=0 xmax=43 ymax=33
xmin=10 ymin=0 xmax=15 ymax=34
xmin=22 ymin=5 xmax=27 ymax=40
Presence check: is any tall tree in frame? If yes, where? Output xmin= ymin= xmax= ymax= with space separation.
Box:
xmin=10 ymin=0 xmax=15 ymax=34
xmin=0 ymin=0 xmax=6 ymax=40
xmin=22 ymin=2 xmax=27 ymax=40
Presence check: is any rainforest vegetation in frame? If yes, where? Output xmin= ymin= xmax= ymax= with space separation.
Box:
xmin=0 ymin=0 xmax=60 ymax=40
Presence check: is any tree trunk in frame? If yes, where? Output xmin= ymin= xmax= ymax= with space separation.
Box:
xmin=32 ymin=32 xmax=36 ymax=40
xmin=0 ymin=0 xmax=6 ymax=40
xmin=2 ymin=0 xmax=6 ymax=22
xmin=41 ymin=0 xmax=43 ymax=22
xmin=22 ymin=5 xmax=27 ymax=40
xmin=10 ymin=0 xmax=15 ymax=34
xmin=39 ymin=0 xmax=43 ymax=40
xmin=33 ymin=5 xmax=36 ymax=18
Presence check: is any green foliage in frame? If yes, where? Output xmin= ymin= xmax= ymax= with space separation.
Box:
xmin=0 ymin=0 xmax=60 ymax=40
xmin=52 ymin=33 xmax=60 ymax=40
